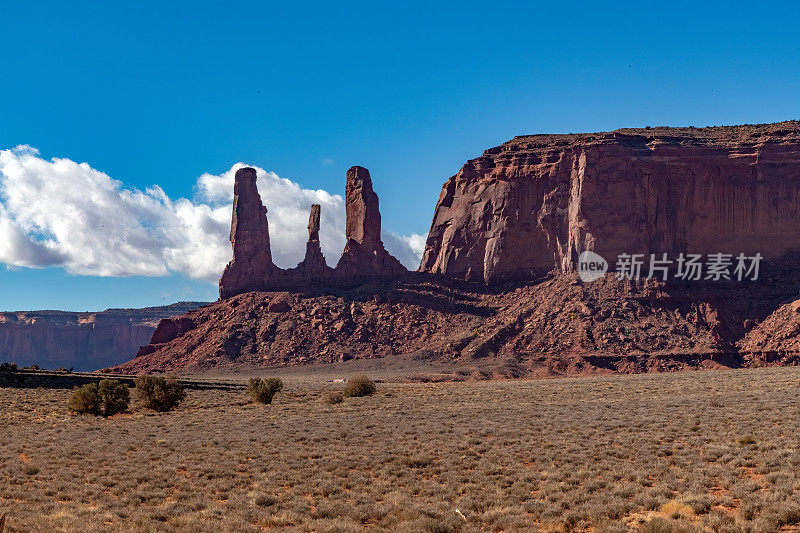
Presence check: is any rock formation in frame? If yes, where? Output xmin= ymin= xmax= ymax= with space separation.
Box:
xmin=419 ymin=121 xmax=800 ymax=282
xmin=334 ymin=166 xmax=407 ymax=280
xmin=116 ymin=121 xmax=800 ymax=379
xmin=293 ymin=204 xmax=332 ymax=280
xmin=0 ymin=302 xmax=205 ymax=371
xmin=219 ymin=167 xmax=275 ymax=299
xmin=111 ymin=268 xmax=800 ymax=376
xmin=218 ymin=165 xmax=406 ymax=299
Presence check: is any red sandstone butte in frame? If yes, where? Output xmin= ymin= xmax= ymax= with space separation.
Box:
xmin=218 ymin=165 xmax=406 ymax=299
xmin=419 ymin=121 xmax=800 ymax=282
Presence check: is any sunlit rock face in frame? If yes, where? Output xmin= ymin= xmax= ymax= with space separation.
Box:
xmin=419 ymin=121 xmax=800 ymax=282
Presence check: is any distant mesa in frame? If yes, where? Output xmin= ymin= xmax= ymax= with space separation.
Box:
xmin=0 ymin=302 xmax=207 ymax=371
xmin=218 ymin=165 xmax=408 ymax=299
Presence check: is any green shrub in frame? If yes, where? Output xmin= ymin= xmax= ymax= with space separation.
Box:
xmin=98 ymin=379 xmax=130 ymax=416
xmin=343 ymin=375 xmax=376 ymax=397
xmin=248 ymin=377 xmax=283 ymax=404
xmin=68 ymin=379 xmax=129 ymax=416
xmin=134 ymin=375 xmax=186 ymax=412
xmin=326 ymin=391 xmax=344 ymax=404
xmin=69 ymin=383 xmax=101 ymax=414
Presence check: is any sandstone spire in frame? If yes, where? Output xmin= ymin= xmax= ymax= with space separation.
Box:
xmin=335 ymin=166 xmax=407 ymax=280
xmin=344 ymin=166 xmax=381 ymax=247
xmin=294 ymin=204 xmax=331 ymax=280
xmin=219 ymin=167 xmax=274 ymax=298
xmin=308 ymin=204 xmax=321 ymax=241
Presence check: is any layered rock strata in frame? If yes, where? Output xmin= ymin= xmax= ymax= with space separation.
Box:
xmin=419 ymin=121 xmax=800 ymax=282
xmin=0 ymin=302 xmax=205 ymax=371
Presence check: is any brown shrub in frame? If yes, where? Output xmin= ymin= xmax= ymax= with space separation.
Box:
xmin=247 ymin=377 xmax=283 ymax=404
xmin=343 ymin=375 xmax=376 ymax=397
xmin=326 ymin=391 xmax=344 ymax=404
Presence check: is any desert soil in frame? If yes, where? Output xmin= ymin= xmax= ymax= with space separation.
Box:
xmin=3 ymin=367 xmax=800 ymax=532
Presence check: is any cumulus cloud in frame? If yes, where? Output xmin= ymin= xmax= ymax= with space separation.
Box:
xmin=0 ymin=146 xmax=425 ymax=282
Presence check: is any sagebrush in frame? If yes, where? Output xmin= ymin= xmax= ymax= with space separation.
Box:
xmin=134 ymin=375 xmax=185 ymax=412
xmin=344 ymin=375 xmax=376 ymax=397
xmin=247 ymin=377 xmax=283 ymax=404
xmin=68 ymin=379 xmax=129 ymax=416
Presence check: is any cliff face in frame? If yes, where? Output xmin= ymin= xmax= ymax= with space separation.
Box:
xmin=0 ymin=302 xmax=206 ymax=370
xmin=419 ymin=121 xmax=800 ymax=282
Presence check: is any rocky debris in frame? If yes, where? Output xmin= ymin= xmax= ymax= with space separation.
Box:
xmin=334 ymin=166 xmax=407 ymax=281
xmin=150 ymin=316 xmax=197 ymax=344
xmin=219 ymin=167 xmax=275 ymax=298
xmin=420 ymin=120 xmax=800 ymax=282
xmin=112 ymin=257 xmax=800 ymax=375
xmin=267 ymin=293 xmax=293 ymax=313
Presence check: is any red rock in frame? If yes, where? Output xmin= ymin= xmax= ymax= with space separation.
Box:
xmin=292 ymin=204 xmax=332 ymax=281
xmin=344 ymin=166 xmax=381 ymax=247
xmin=113 ymin=121 xmax=800 ymax=379
xmin=219 ymin=167 xmax=275 ymax=299
xmin=267 ymin=293 xmax=293 ymax=313
xmin=420 ymin=121 xmax=800 ymax=282
xmin=334 ymin=166 xmax=407 ymax=280
xmin=149 ymin=316 xmax=197 ymax=344
xmin=219 ymin=166 xmax=405 ymax=297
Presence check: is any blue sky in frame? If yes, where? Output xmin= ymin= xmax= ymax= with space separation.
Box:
xmin=1 ymin=0 xmax=799 ymax=311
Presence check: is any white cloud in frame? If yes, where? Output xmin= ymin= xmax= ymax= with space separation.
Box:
xmin=0 ymin=146 xmax=425 ymax=282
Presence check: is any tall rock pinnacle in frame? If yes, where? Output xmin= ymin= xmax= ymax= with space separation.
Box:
xmin=294 ymin=204 xmax=331 ymax=280
xmin=308 ymin=204 xmax=321 ymax=241
xmin=219 ymin=167 xmax=274 ymax=298
xmin=335 ymin=166 xmax=407 ymax=280
xmin=344 ymin=166 xmax=381 ymax=247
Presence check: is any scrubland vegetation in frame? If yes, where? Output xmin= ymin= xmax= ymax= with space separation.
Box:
xmin=3 ymin=368 xmax=800 ymax=531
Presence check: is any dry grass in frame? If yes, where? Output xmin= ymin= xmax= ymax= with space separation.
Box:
xmin=3 ymin=367 xmax=800 ymax=531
